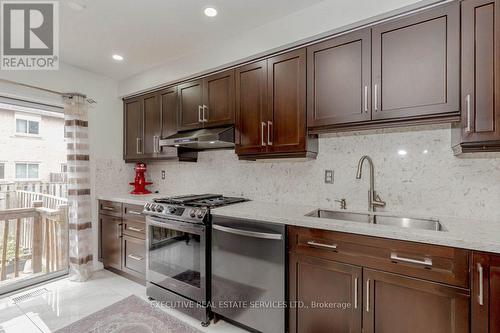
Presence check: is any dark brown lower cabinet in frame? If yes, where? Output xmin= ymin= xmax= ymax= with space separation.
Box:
xmin=289 ymin=253 xmax=362 ymax=333
xmin=363 ymin=268 xmax=470 ymax=333
xmin=100 ymin=215 xmax=122 ymax=271
xmin=122 ymin=235 xmax=146 ymax=278
xmin=472 ymin=252 xmax=500 ymax=333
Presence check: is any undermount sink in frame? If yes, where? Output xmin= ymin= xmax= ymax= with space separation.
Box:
xmin=305 ymin=209 xmax=445 ymax=232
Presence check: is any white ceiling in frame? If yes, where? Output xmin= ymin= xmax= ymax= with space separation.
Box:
xmin=60 ymin=0 xmax=326 ymax=80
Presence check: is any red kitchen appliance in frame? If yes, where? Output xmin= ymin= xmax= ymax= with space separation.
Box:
xmin=129 ymin=162 xmax=153 ymax=195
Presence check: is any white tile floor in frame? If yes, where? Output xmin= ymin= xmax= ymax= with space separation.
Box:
xmin=0 ymin=269 xmax=247 ymax=333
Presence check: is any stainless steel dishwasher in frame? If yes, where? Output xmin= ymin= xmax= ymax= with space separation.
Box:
xmin=211 ymin=215 xmax=286 ymax=333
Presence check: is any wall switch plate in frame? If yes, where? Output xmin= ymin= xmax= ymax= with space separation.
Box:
xmin=324 ymin=170 xmax=334 ymax=184
xmin=161 ymin=170 xmax=166 ymax=180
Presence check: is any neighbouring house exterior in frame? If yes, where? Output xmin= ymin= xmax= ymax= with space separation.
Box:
xmin=0 ymin=104 xmax=66 ymax=183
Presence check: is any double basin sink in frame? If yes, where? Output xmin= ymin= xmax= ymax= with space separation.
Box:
xmin=305 ymin=209 xmax=445 ymax=232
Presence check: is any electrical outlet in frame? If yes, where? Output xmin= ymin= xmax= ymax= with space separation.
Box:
xmin=324 ymin=170 xmax=334 ymax=184
xmin=161 ymin=170 xmax=166 ymax=180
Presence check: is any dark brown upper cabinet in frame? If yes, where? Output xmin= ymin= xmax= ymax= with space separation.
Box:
xmin=363 ymin=269 xmax=469 ymax=333
xmin=372 ymin=2 xmax=460 ymax=121
xmin=142 ymin=92 xmax=160 ymax=158
xmin=235 ymin=60 xmax=268 ymax=156
xmin=452 ymin=0 xmax=500 ymax=154
xmin=307 ymin=29 xmax=372 ymax=127
xmin=203 ymin=69 xmax=235 ymax=127
xmin=123 ymin=97 xmax=143 ymax=161
xmin=472 ymin=252 xmax=500 ymax=333
xmin=178 ymin=70 xmax=235 ymax=131
xmin=178 ymin=79 xmax=204 ymax=131
xmin=236 ymin=49 xmax=317 ymax=159
xmin=159 ymin=86 xmax=178 ymax=139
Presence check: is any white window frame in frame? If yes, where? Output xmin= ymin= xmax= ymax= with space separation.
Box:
xmin=15 ymin=113 xmax=41 ymax=137
xmin=15 ymin=162 xmax=40 ymax=181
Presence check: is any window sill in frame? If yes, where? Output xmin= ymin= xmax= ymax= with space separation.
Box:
xmin=13 ymin=134 xmax=42 ymax=139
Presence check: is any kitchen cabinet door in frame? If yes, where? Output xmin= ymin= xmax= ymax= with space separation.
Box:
xmin=235 ymin=60 xmax=268 ymax=155
xmin=363 ymin=268 xmax=469 ymax=333
xmin=267 ymin=49 xmax=307 ymax=154
xmin=203 ymin=69 xmax=235 ymax=127
xmin=123 ymin=97 xmax=143 ymax=160
xmin=142 ymin=92 xmax=160 ymax=157
xmin=472 ymin=253 xmax=500 ymax=333
xmin=307 ymin=29 xmax=371 ymax=127
xmin=178 ymin=79 xmax=203 ymax=131
xmin=372 ymin=2 xmax=459 ymax=120
xmin=122 ymin=235 xmax=146 ymax=278
xmin=289 ymin=253 xmax=362 ymax=333
xmin=100 ymin=215 xmax=122 ymax=271
xmin=454 ymin=0 xmax=500 ymax=153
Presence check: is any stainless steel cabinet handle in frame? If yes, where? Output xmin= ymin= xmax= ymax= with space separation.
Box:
xmin=213 ymin=224 xmax=282 ymax=240
xmin=127 ymin=226 xmax=144 ymax=232
xmin=116 ymin=223 xmax=122 ymax=239
xmin=364 ymin=86 xmax=368 ymax=113
xmin=152 ymin=136 xmax=158 ymax=153
xmin=261 ymin=122 xmax=267 ymax=146
xmin=127 ymin=211 xmax=142 ymax=216
xmin=478 ymin=263 xmax=484 ymax=306
xmin=102 ymin=206 xmax=115 ymax=211
xmin=136 ymin=138 xmax=143 ymax=154
xmin=466 ymin=94 xmax=472 ymax=133
xmin=267 ymin=121 xmax=272 ymax=145
xmin=374 ymin=84 xmax=378 ymax=111
xmin=198 ymin=105 xmax=203 ymax=123
xmin=307 ymin=240 xmax=337 ymax=250
xmin=354 ymin=277 xmax=358 ymax=309
xmin=366 ymin=279 xmax=370 ymax=312
xmin=128 ymin=254 xmax=144 ymax=261
xmin=203 ymin=105 xmax=209 ymax=122
xmin=390 ymin=252 xmax=433 ymax=267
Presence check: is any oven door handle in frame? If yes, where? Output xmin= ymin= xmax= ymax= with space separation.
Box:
xmin=213 ymin=224 xmax=282 ymax=240
xmin=147 ymin=217 xmax=204 ymax=235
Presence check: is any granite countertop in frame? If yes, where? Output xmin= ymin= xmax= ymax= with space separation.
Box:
xmin=211 ymin=201 xmax=500 ymax=254
xmin=97 ymin=194 xmax=500 ymax=254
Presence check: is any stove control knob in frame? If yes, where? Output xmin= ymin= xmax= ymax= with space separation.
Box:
xmin=196 ymin=210 xmax=204 ymax=218
xmin=167 ymin=206 xmax=176 ymax=214
xmin=144 ymin=203 xmax=150 ymax=211
xmin=189 ymin=209 xmax=196 ymax=218
xmin=156 ymin=205 xmax=164 ymax=213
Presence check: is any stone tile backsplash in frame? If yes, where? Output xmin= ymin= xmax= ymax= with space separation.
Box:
xmin=94 ymin=124 xmax=500 ymax=221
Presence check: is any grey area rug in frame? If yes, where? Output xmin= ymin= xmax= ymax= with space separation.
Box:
xmin=55 ymin=295 xmax=203 ymax=333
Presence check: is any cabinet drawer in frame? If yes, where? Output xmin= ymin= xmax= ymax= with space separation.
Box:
xmin=289 ymin=227 xmax=469 ymax=288
xmin=99 ymin=200 xmax=122 ymax=217
xmin=122 ymin=235 xmax=146 ymax=277
xmin=123 ymin=220 xmax=146 ymax=239
xmin=123 ymin=203 xmax=145 ymax=222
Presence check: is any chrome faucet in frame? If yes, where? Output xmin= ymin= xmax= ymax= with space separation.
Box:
xmin=356 ymin=155 xmax=386 ymax=212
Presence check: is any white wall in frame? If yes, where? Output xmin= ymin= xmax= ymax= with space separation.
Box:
xmin=118 ymin=0 xmax=443 ymax=96
xmin=0 ymin=63 xmax=122 ymax=270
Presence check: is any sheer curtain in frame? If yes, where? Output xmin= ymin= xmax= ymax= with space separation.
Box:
xmin=64 ymin=94 xmax=93 ymax=282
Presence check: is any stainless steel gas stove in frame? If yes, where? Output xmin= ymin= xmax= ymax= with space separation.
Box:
xmin=142 ymin=194 xmax=247 ymax=327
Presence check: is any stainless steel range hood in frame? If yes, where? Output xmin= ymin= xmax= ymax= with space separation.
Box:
xmin=159 ymin=126 xmax=234 ymax=150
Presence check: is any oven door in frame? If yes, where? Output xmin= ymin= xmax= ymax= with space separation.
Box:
xmin=146 ymin=216 xmax=207 ymax=303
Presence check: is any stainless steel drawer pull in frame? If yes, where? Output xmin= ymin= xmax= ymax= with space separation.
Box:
xmin=466 ymin=94 xmax=472 ymax=133
xmin=390 ymin=252 xmax=433 ymax=267
xmin=127 ymin=226 xmax=144 ymax=232
xmin=102 ymin=206 xmax=115 ymax=211
xmin=261 ymin=122 xmax=267 ymax=146
xmin=203 ymin=105 xmax=209 ymax=122
xmin=128 ymin=254 xmax=144 ymax=261
xmin=366 ymin=279 xmax=370 ymax=312
xmin=198 ymin=105 xmax=203 ymax=123
xmin=127 ymin=211 xmax=142 ymax=215
xmin=354 ymin=277 xmax=358 ymax=309
xmin=213 ymin=224 xmax=282 ymax=240
xmin=267 ymin=121 xmax=272 ymax=145
xmin=478 ymin=263 xmax=484 ymax=306
xmin=307 ymin=241 xmax=337 ymax=250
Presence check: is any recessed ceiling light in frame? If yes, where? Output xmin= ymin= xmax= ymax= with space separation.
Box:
xmin=112 ymin=54 xmax=124 ymax=61
xmin=67 ymin=1 xmax=86 ymax=11
xmin=398 ymin=149 xmax=408 ymax=156
xmin=204 ymin=7 xmax=218 ymax=17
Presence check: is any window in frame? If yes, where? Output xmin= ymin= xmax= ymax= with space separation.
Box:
xmin=15 ymin=113 xmax=41 ymax=135
xmin=60 ymin=163 xmax=67 ymax=173
xmin=0 ymin=163 xmax=4 ymax=180
xmin=15 ymin=163 xmax=39 ymax=180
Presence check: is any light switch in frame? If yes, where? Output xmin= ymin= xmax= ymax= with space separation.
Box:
xmin=324 ymin=170 xmax=334 ymax=184
xmin=161 ymin=170 xmax=166 ymax=180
